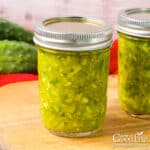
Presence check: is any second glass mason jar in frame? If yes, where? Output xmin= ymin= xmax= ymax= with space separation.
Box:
xmin=118 ymin=8 xmax=150 ymax=117
xmin=34 ymin=16 xmax=112 ymax=137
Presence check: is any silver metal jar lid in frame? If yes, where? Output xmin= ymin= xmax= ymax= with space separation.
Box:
xmin=118 ymin=8 xmax=150 ymax=38
xmin=34 ymin=16 xmax=112 ymax=51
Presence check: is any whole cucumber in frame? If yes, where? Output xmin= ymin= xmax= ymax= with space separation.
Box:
xmin=0 ymin=18 xmax=34 ymax=44
xmin=0 ymin=40 xmax=37 ymax=73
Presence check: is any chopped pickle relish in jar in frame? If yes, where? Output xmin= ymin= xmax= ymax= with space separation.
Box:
xmin=118 ymin=8 xmax=150 ymax=117
xmin=38 ymin=47 xmax=109 ymax=133
xmin=34 ymin=16 xmax=112 ymax=137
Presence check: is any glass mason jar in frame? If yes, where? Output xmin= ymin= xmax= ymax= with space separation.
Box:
xmin=34 ymin=16 xmax=112 ymax=137
xmin=118 ymin=8 xmax=150 ymax=117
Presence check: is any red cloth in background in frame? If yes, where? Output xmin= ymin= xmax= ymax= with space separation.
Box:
xmin=0 ymin=74 xmax=38 ymax=86
xmin=0 ymin=40 xmax=118 ymax=87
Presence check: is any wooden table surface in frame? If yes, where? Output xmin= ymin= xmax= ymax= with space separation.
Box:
xmin=0 ymin=76 xmax=150 ymax=150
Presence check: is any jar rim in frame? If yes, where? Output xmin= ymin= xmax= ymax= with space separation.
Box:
xmin=34 ymin=16 xmax=113 ymax=51
xmin=118 ymin=8 xmax=150 ymax=38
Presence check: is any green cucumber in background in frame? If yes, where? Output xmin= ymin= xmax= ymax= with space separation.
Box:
xmin=0 ymin=40 xmax=37 ymax=73
xmin=0 ymin=18 xmax=34 ymax=44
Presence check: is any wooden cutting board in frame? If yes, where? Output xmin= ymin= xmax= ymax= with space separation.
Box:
xmin=0 ymin=76 xmax=150 ymax=150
